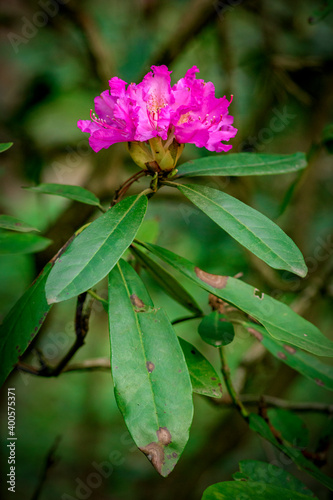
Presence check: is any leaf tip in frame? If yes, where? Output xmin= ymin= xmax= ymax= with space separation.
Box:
xmin=46 ymin=296 xmax=57 ymax=305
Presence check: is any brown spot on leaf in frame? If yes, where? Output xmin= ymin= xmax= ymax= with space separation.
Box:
xmin=140 ymin=427 xmax=173 ymax=474
xmin=139 ymin=442 xmax=164 ymax=474
xmin=277 ymin=351 xmax=287 ymax=360
xmin=195 ymin=267 xmax=228 ymax=289
xmin=172 ymin=452 xmax=177 ymax=458
xmin=191 ymin=349 xmax=196 ymax=355
xmin=146 ymin=361 xmax=155 ymax=373
xmin=130 ymin=294 xmax=146 ymax=309
xmin=284 ymin=344 xmax=296 ymax=354
xmin=248 ymin=327 xmax=263 ymax=341
xmin=157 ymin=427 xmax=172 ymax=446
xmin=315 ymin=378 xmax=325 ymax=387
xmin=211 ymin=377 xmax=217 ymax=381
xmin=15 ymin=222 xmax=22 ymax=226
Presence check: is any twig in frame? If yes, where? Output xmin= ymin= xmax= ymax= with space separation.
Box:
xmin=17 ymin=293 xmax=92 ymax=377
xmin=30 ymin=436 xmax=61 ymax=500
xmin=172 ymin=313 xmax=204 ymax=326
xmin=111 ymin=170 xmax=147 ymax=206
xmin=148 ymin=0 xmax=220 ymax=70
xmin=210 ymin=394 xmax=333 ymax=414
xmin=219 ymin=347 xmax=249 ymax=420
xmin=63 ymin=357 xmax=110 ymax=373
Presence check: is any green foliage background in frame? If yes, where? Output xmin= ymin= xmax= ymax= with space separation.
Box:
xmin=0 ymin=0 xmax=333 ymax=499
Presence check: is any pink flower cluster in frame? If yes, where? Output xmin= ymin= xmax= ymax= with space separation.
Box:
xmin=78 ymin=65 xmax=237 ymax=154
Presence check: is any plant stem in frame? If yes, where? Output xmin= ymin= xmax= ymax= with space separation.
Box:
xmin=111 ymin=170 xmax=147 ymax=206
xmin=219 ymin=347 xmax=249 ymax=420
xmin=210 ymin=394 xmax=333 ymax=414
xmin=87 ymin=289 xmax=108 ymax=307
xmin=17 ymin=293 xmax=92 ymax=377
xmin=172 ymin=313 xmax=204 ymax=325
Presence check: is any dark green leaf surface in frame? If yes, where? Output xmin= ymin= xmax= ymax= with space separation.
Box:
xmin=309 ymin=1 xmax=333 ymax=24
xmin=137 ymin=243 xmax=333 ymax=357
xmin=202 ymin=481 xmax=316 ymax=500
xmin=131 ymin=245 xmax=202 ymax=314
xmin=0 ymin=263 xmax=53 ymax=387
xmin=24 ymin=183 xmax=102 ymax=208
xmin=0 ymin=142 xmax=13 ymax=153
xmin=0 ymin=231 xmax=51 ymax=254
xmin=175 ymin=183 xmax=307 ymax=277
xmin=245 ymin=322 xmax=333 ymax=391
xmin=234 ymin=460 xmax=314 ymax=496
xmin=321 ymin=123 xmax=333 ymax=153
xmin=249 ymin=414 xmax=333 ymax=491
xmin=46 ymin=194 xmax=148 ymax=303
xmin=178 ymin=337 xmax=222 ymax=398
xmin=108 ymin=260 xmax=193 ymax=477
xmin=0 ymin=214 xmax=39 ymax=233
xmin=267 ymin=409 xmax=308 ymax=448
xmin=177 ymin=152 xmax=307 ymax=178
xmin=198 ymin=312 xmax=235 ymax=347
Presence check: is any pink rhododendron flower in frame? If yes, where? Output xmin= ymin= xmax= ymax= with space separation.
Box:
xmin=78 ymin=65 xmax=237 ymax=170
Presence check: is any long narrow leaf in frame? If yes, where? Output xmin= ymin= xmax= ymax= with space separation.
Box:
xmin=243 ymin=322 xmax=333 ymax=391
xmin=177 ymin=152 xmax=307 ymax=178
xmin=24 ymin=183 xmax=103 ymax=208
xmin=175 ymin=183 xmax=307 ymax=277
xmin=46 ymin=193 xmax=148 ymax=303
xmin=0 ymin=215 xmax=40 ymax=233
xmin=249 ymin=414 xmax=333 ymax=491
xmin=136 ymin=242 xmax=333 ymax=357
xmin=108 ymin=260 xmax=193 ymax=477
xmin=0 ymin=231 xmax=51 ymax=255
xmin=0 ymin=263 xmax=53 ymax=386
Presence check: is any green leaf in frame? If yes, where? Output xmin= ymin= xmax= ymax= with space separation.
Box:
xmin=178 ymin=337 xmax=222 ymax=398
xmin=108 ymin=260 xmax=193 ymax=477
xmin=177 ymin=152 xmax=307 ymax=178
xmin=131 ymin=245 xmax=202 ymax=314
xmin=174 ymin=183 xmax=307 ymax=277
xmin=249 ymin=414 xmax=333 ymax=491
xmin=0 ymin=263 xmax=53 ymax=387
xmin=309 ymin=0 xmax=333 ymax=24
xmin=0 ymin=231 xmax=51 ymax=255
xmin=0 ymin=214 xmax=40 ymax=233
xmin=202 ymin=481 xmax=317 ymax=500
xmin=46 ymin=193 xmax=148 ymax=304
xmin=198 ymin=312 xmax=235 ymax=347
xmin=244 ymin=322 xmax=333 ymax=391
xmin=136 ymin=243 xmax=333 ymax=357
xmin=321 ymin=123 xmax=333 ymax=154
xmin=24 ymin=183 xmax=103 ymax=208
xmin=0 ymin=142 xmax=13 ymax=153
xmin=234 ymin=460 xmax=314 ymax=496
xmin=267 ymin=408 xmax=309 ymax=448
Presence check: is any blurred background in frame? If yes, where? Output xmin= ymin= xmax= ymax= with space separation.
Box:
xmin=0 ymin=0 xmax=333 ymax=498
